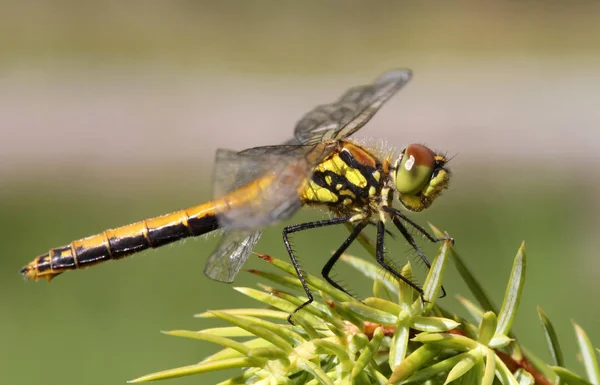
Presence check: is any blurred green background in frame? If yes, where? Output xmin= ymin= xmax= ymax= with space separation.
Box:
xmin=2 ymin=2 xmax=599 ymax=384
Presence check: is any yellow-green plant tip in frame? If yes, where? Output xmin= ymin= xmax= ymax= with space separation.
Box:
xmin=214 ymin=369 xmax=260 ymax=385
xmin=465 ymin=359 xmax=486 ymax=385
xmin=352 ymin=371 xmax=374 ymax=385
xmin=161 ymin=330 xmax=252 ymax=355
xmin=341 ymin=302 xmax=398 ymax=325
xmin=298 ymin=359 xmax=336 ymax=385
xmin=194 ymin=307 xmax=286 ymax=320
xmin=324 ymin=322 xmax=348 ymax=340
xmin=572 ymin=321 xmax=600 ymax=385
xmin=482 ymin=348 xmax=496 ymax=385
xmin=128 ymin=357 xmax=256 ymax=383
xmin=341 ymin=253 xmax=400 ymax=295
xmin=364 ymin=297 xmax=402 ymax=315
xmin=399 ymin=263 xmax=415 ymax=304
xmin=352 ymin=327 xmax=384 ymax=379
xmin=373 ymin=370 xmax=389 ymax=385
xmin=477 ymin=311 xmax=497 ymax=345
xmin=494 ymin=354 xmax=520 ymax=385
xmin=461 ymin=320 xmax=480 ymax=340
xmin=209 ymin=311 xmax=296 ymax=353
xmin=247 ymin=347 xmax=289 ymax=361
xmin=258 ymin=254 xmax=352 ymax=302
xmin=496 ymin=243 xmax=526 ymax=338
xmin=290 ymin=313 xmax=321 ymax=341
xmin=444 ymin=348 xmax=483 ymax=384
xmin=387 ymin=344 xmax=442 ymax=384
xmin=389 ymin=315 xmax=411 ymax=368
xmin=456 ymin=295 xmax=485 ymax=322
xmin=488 ymin=334 xmax=513 ymax=349
xmin=314 ymin=339 xmax=351 ymax=363
xmin=401 ymin=350 xmax=469 ymax=384
xmin=185 ymin=326 xmax=254 ymax=337
xmin=270 ymin=289 xmax=343 ymax=328
xmin=552 ymin=366 xmax=595 ymax=385
xmin=304 ymin=371 xmax=340 ymax=385
xmin=421 ymin=239 xmax=450 ymax=308
xmin=428 ymin=222 xmax=445 ymax=239
xmin=237 ymin=287 xmax=326 ymax=327
xmin=323 ymin=298 xmax=364 ymax=327
xmin=349 ymin=332 xmax=369 ymax=356
xmin=235 ymin=286 xmax=297 ymax=309
xmin=412 ymin=333 xmax=479 ymax=351
xmin=411 ymin=315 xmax=460 ymax=332
xmin=246 ymin=269 xmax=306 ymax=291
xmin=514 ymin=368 xmax=535 ymax=385
xmin=202 ymin=338 xmax=272 ymax=363
xmin=373 ymin=276 xmax=396 ymax=301
xmin=203 ymin=303 xmax=290 ymax=320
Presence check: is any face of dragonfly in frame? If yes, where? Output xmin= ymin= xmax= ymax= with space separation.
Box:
xmin=392 ymin=144 xmax=451 ymax=212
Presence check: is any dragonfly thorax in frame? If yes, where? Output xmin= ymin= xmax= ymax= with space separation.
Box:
xmin=300 ymin=140 xmax=388 ymax=215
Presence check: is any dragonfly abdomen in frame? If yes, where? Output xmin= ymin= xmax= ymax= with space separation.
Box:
xmin=21 ymin=202 xmax=220 ymax=281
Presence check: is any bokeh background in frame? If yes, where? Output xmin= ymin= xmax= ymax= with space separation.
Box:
xmin=2 ymin=2 xmax=599 ymax=384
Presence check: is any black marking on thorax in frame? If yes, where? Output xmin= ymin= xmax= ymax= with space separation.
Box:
xmin=311 ymin=147 xmax=383 ymax=206
xmin=338 ymin=147 xmax=382 ymax=188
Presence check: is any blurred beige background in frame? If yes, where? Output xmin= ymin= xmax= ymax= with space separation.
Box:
xmin=1 ymin=2 xmax=599 ymax=385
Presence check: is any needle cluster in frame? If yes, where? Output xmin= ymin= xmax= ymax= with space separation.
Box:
xmin=129 ymin=228 xmax=598 ymax=385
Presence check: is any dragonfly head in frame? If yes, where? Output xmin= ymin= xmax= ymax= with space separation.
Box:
xmin=392 ymin=144 xmax=450 ymax=212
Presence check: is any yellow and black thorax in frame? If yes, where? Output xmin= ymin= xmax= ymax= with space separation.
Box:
xmin=300 ymin=140 xmax=388 ymax=212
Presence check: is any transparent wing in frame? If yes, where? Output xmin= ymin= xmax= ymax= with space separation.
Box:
xmin=204 ymin=230 xmax=262 ymax=282
xmin=294 ymin=69 xmax=412 ymax=145
xmin=211 ymin=143 xmax=333 ymax=230
xmin=204 ymin=143 xmax=334 ymax=282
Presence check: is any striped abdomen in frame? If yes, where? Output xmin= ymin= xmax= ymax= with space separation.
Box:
xmin=20 ymin=202 xmax=221 ymax=281
xmin=21 ymin=175 xmax=278 ymax=281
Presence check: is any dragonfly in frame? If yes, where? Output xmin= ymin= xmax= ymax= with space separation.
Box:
xmin=21 ymin=69 xmax=451 ymax=321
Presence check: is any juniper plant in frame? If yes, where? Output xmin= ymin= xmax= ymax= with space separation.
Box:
xmin=130 ymin=226 xmax=599 ymax=385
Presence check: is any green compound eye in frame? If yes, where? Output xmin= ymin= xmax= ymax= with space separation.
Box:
xmin=394 ymin=144 xmax=436 ymax=195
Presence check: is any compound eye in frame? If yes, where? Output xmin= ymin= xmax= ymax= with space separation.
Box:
xmin=395 ymin=144 xmax=436 ymax=195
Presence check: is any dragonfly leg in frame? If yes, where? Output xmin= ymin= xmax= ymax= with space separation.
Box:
xmin=375 ymin=220 xmax=424 ymax=297
xmin=282 ymin=215 xmax=353 ymax=324
xmin=390 ymin=216 xmax=447 ymax=298
xmin=383 ymin=206 xmax=453 ymax=244
xmin=321 ymin=221 xmax=369 ymax=296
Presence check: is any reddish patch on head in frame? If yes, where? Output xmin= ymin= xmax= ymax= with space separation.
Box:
xmin=245 ymin=269 xmax=260 ymax=274
xmin=405 ymin=144 xmax=435 ymax=169
xmin=326 ymin=301 xmax=336 ymax=308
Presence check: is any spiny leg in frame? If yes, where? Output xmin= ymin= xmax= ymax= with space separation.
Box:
xmin=370 ymin=220 xmax=396 ymax=238
xmin=384 ymin=206 xmax=452 ymax=244
xmin=375 ymin=220 xmax=424 ymax=296
xmin=321 ymin=221 xmax=369 ymax=295
xmin=391 ymin=216 xmax=447 ymax=298
xmin=385 ymin=206 xmax=449 ymax=297
xmin=282 ymin=215 xmax=353 ymax=324
xmin=391 ymin=216 xmax=431 ymax=268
